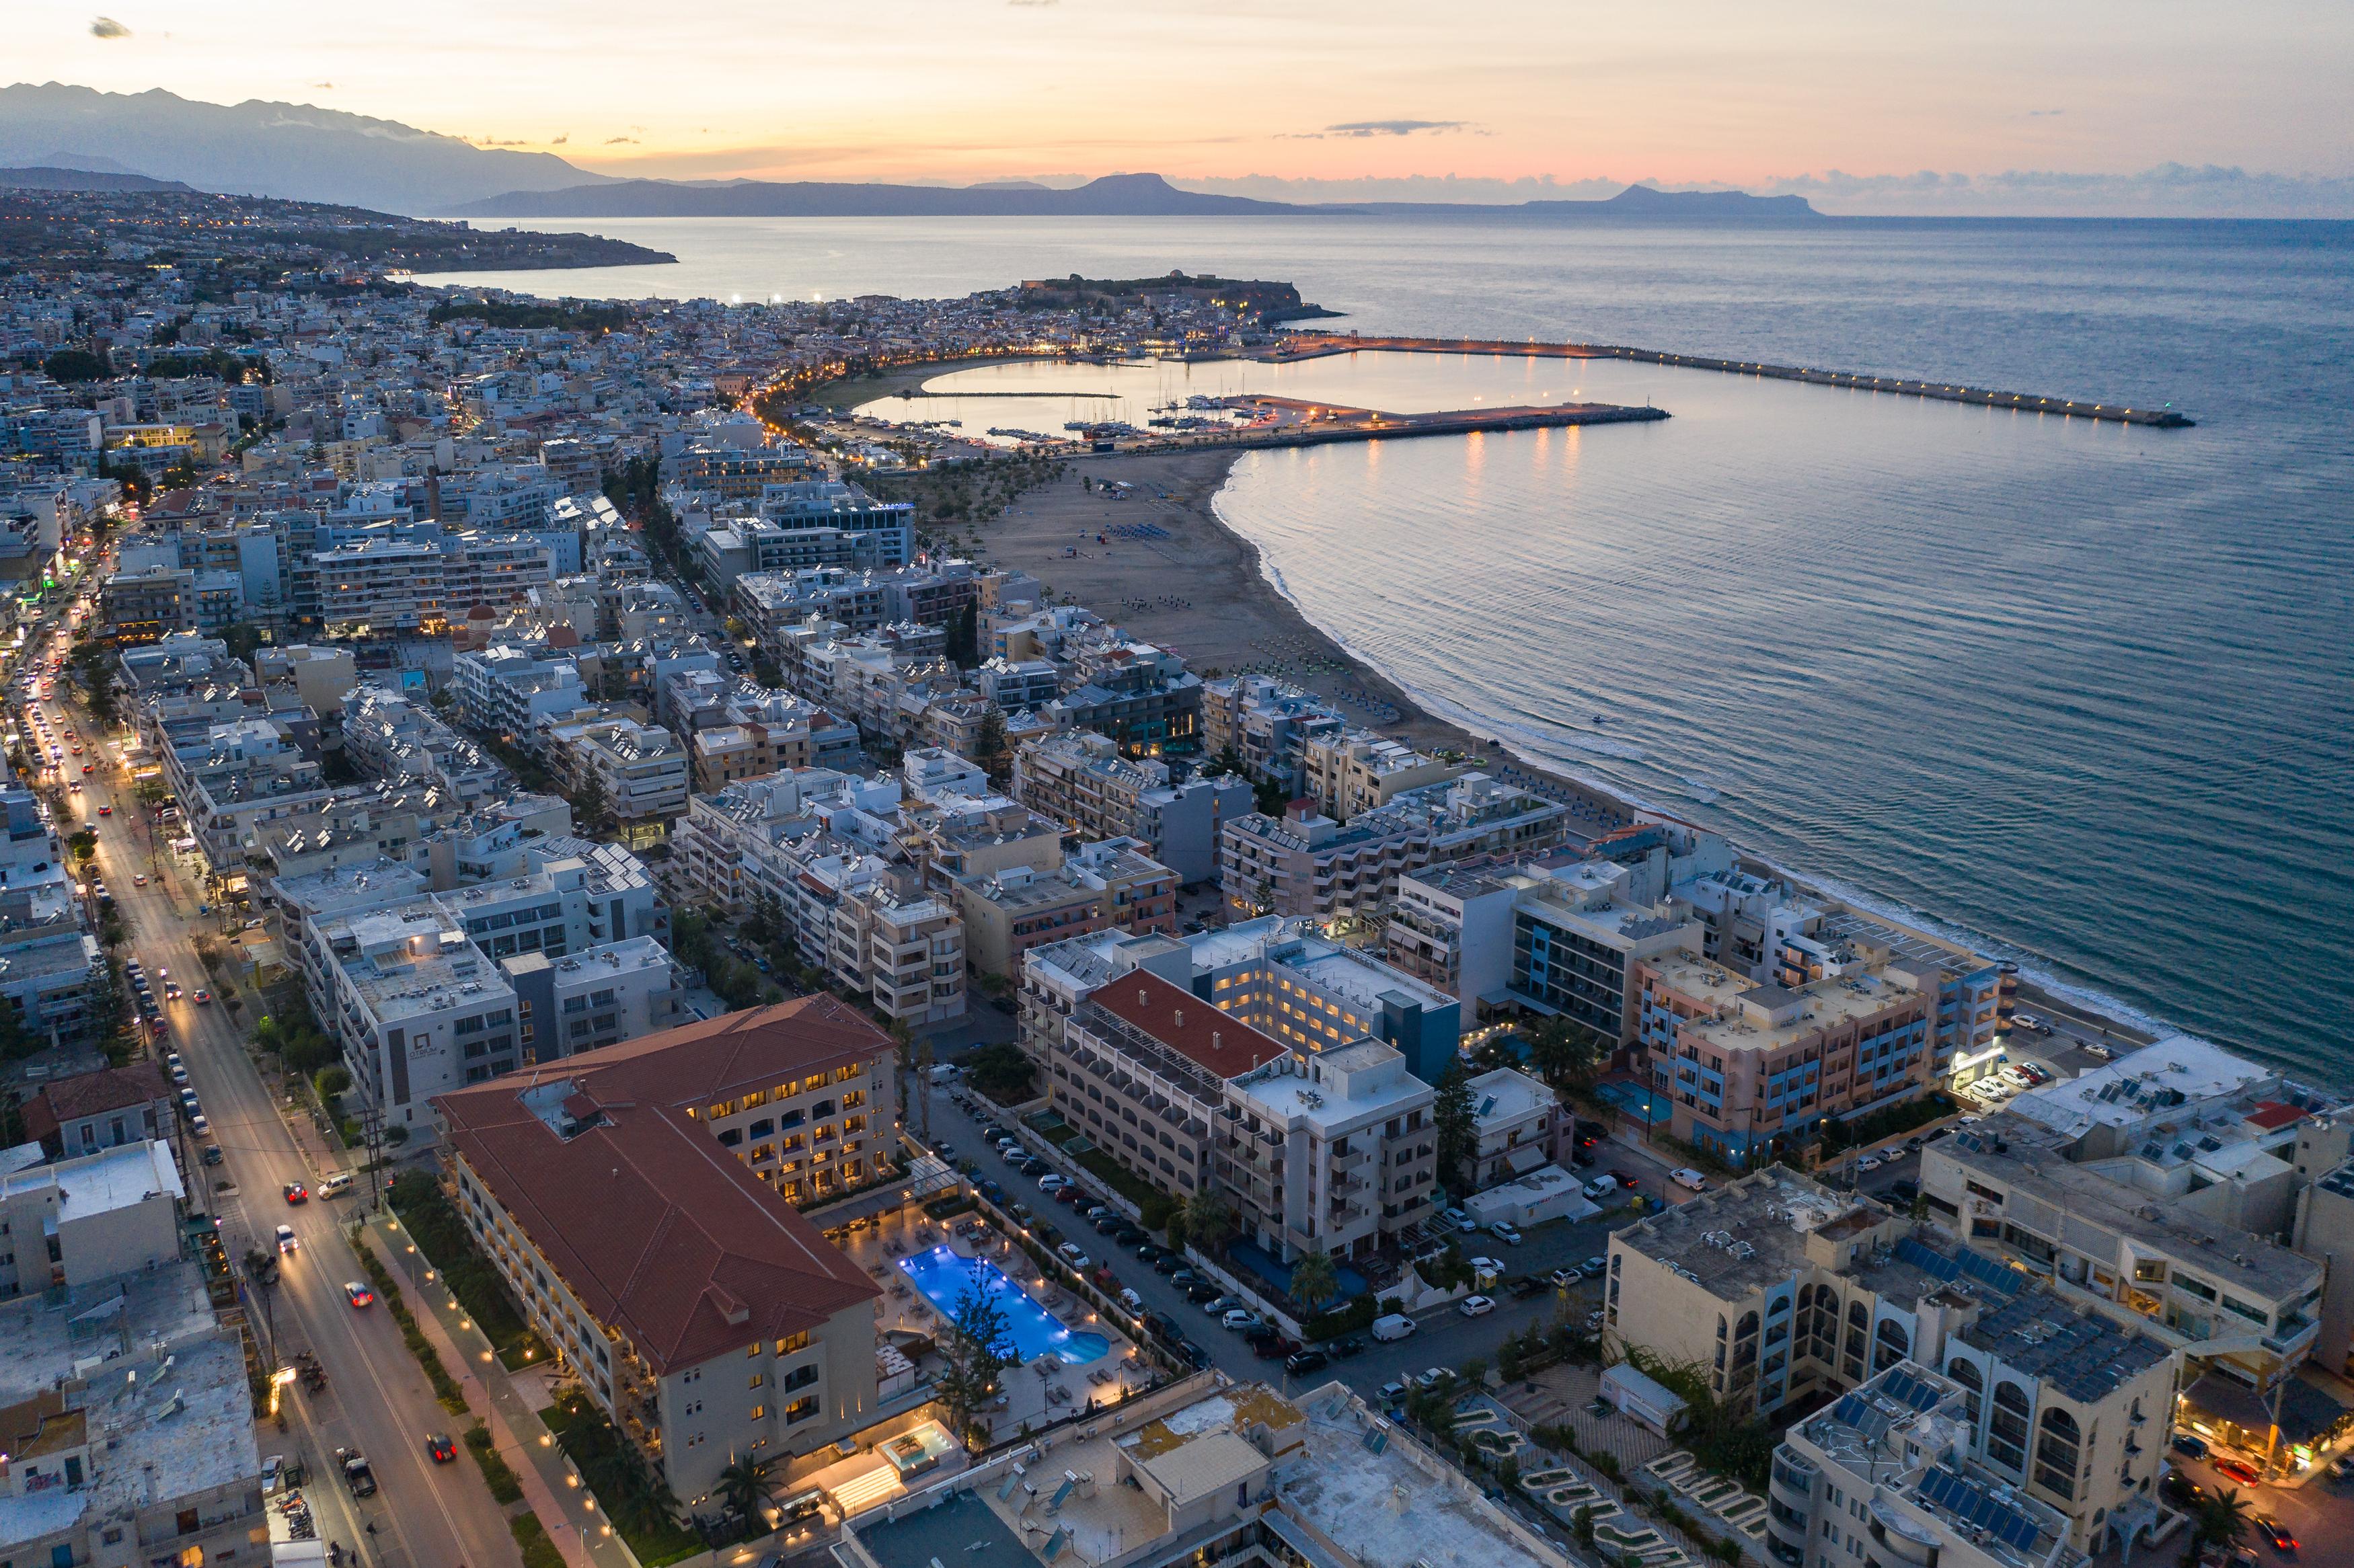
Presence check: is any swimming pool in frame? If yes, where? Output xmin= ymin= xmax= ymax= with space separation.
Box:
xmin=899 ymin=1247 xmax=1111 ymax=1365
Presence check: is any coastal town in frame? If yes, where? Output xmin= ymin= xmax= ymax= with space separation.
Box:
xmin=2 ymin=187 xmax=2348 ymax=1568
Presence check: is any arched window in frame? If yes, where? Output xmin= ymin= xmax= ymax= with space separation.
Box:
xmin=1848 ymin=1300 xmax=1870 ymax=1328
xmin=1844 ymin=1298 xmax=1870 ymax=1364
xmin=1946 ymin=1359 xmax=1983 ymax=1425
xmin=1987 ymin=1382 xmax=2032 ymax=1473
xmin=1872 ymin=1317 xmax=1909 ymax=1372
xmin=2036 ymin=1407 xmax=2082 ymax=1499
xmin=1737 ymin=1311 xmax=1760 ymax=1340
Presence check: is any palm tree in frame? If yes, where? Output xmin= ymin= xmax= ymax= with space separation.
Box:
xmin=2190 ymin=1489 xmax=2253 ymax=1565
xmin=713 ymin=1454 xmax=776 ymax=1532
xmin=1182 ymin=1190 xmax=1232 ymax=1255
xmin=1291 ymin=1250 xmax=1340 ymax=1318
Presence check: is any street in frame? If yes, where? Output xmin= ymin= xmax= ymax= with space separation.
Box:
xmin=26 ymin=633 xmax=523 ymax=1568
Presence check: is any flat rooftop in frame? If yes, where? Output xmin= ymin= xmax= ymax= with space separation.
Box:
xmin=1469 ymin=1067 xmax=1554 ymax=1129
xmin=338 ymin=902 xmax=511 ymax=1023
xmin=1957 ymin=1290 xmax=2172 ymax=1403
xmin=1230 ymin=1044 xmax=1425 ymax=1132
xmin=2007 ymin=1035 xmax=2287 ymax=1137
xmin=1193 ymin=919 xmax=1455 ymax=1015
xmin=1935 ymin=1116 xmax=2322 ymax=1300
xmin=3 ymin=1139 xmax=183 ymax=1216
xmin=1616 ymin=1168 xmax=1894 ymax=1303
xmin=1682 ymin=966 xmax=1922 ymax=1056
xmin=1281 ymin=1381 xmax=1568 ymax=1568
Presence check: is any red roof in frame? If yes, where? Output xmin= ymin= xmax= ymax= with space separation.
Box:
xmin=432 ymin=997 xmax=887 ymax=1374
xmin=23 ymin=1062 xmax=172 ymax=1146
xmin=2247 ymin=1101 xmax=2307 ymax=1130
xmin=1088 ymin=970 xmax=1287 ymax=1078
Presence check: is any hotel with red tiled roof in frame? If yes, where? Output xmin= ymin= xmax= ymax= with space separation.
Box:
xmin=430 ymin=996 xmax=896 ymax=1499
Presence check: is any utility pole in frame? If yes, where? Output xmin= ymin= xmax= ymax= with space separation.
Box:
xmin=358 ymin=1106 xmax=386 ymax=1213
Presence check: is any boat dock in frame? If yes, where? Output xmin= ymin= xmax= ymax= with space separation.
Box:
xmin=1139 ymin=395 xmax=1668 ymax=453
xmin=1260 ymin=334 xmax=2195 ymax=428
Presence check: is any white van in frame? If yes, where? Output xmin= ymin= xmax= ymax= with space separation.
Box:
xmin=1669 ymin=1167 xmax=1710 ymax=1191
xmin=318 ymin=1173 xmax=354 ymax=1199
xmin=1371 ymin=1312 xmax=1418 ymax=1342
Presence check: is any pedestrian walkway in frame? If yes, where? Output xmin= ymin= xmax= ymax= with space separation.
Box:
xmin=361 ymin=1213 xmax=636 ymax=1568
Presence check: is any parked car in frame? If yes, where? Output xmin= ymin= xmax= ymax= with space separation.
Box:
xmin=1055 ymin=1244 xmax=1090 ymax=1269
xmin=1118 ymin=1288 xmax=1144 ymax=1312
xmin=1550 ymin=1266 xmax=1583 ymax=1286
xmin=1670 ymin=1168 xmax=1709 ymax=1191
xmin=1459 ymin=1294 xmax=1496 ymax=1318
xmin=1184 ymin=1282 xmax=1221 ymax=1305
xmin=1582 ymin=1255 xmax=1607 ymax=1276
xmin=2215 ymin=1457 xmax=2262 ymax=1486
xmin=1250 ymin=1334 xmax=1299 ymax=1360
xmin=1177 ymin=1340 xmax=1211 ymax=1370
xmin=1582 ymin=1175 xmax=1618 ymax=1200
xmin=1489 ymin=1221 xmax=1523 ymax=1245
xmin=1285 ymin=1349 xmax=1330 ymax=1377
xmin=1609 ymin=1170 xmax=1643 ymax=1189
xmin=1153 ymin=1253 xmax=1183 ymax=1274
xmin=1856 ymin=1155 xmax=1883 ymax=1172
xmin=1203 ymin=1294 xmax=1242 ymax=1316
xmin=1415 ymin=1367 xmax=1453 ymax=1390
xmin=1221 ymin=1308 xmax=1264 ymax=1332
xmin=1378 ymin=1380 xmax=1409 ymax=1407
xmin=1053 ymin=1185 xmax=1084 ymax=1205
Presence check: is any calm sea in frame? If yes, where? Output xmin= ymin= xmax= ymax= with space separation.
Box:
xmin=434 ymin=216 xmax=2354 ymax=1076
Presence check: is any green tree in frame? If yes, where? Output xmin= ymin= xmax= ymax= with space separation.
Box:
xmin=1180 ymin=1189 xmax=1232 ymax=1255
xmin=1525 ymin=1016 xmax=1607 ymax=1092
xmin=1290 ymin=1249 xmax=1340 ymax=1317
xmin=573 ymin=773 xmax=612 ymax=838
xmin=2188 ymin=1490 xmax=2254 ymax=1567
xmin=314 ymin=1065 xmax=352 ymax=1099
xmin=1433 ymin=1060 xmax=1477 ymax=1194
xmin=712 ymin=1454 xmax=777 ymax=1533
xmin=940 ymin=1284 xmax=1012 ymax=1444
xmin=43 ymin=347 xmax=111 ymax=383
xmin=972 ymin=707 xmax=1012 ymax=786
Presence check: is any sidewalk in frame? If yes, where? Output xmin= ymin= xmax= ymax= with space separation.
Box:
xmin=361 ymin=1213 xmax=640 ymax=1568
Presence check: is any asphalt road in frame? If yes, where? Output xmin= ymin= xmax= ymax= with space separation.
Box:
xmin=32 ymin=639 xmax=521 ymax=1568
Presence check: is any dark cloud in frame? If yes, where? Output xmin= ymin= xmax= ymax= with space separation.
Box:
xmin=89 ymin=15 xmax=132 ymax=38
xmin=1318 ymin=119 xmax=1468 ymax=138
xmin=552 ymin=134 xmax=568 ymax=145
xmin=312 ymin=81 xmax=334 ymax=89
xmin=2027 ymin=108 xmax=2065 ymax=117
xmin=605 ymin=135 xmax=638 ymax=145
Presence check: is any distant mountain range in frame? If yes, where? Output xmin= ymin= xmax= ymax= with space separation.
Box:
xmin=0 ymin=83 xmax=608 ymax=213
xmin=451 ymin=171 xmax=1330 ymax=219
xmin=0 ymin=164 xmax=191 ymax=193
xmin=0 ymin=83 xmax=1823 ymax=222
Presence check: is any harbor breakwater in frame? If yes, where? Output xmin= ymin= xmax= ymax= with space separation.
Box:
xmin=1264 ymin=333 xmax=2197 ymax=427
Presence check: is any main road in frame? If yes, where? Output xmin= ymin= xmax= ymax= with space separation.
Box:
xmin=34 ymin=642 xmax=524 ymax=1568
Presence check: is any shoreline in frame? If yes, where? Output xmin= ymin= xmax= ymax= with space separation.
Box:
xmin=968 ymin=443 xmax=2160 ymax=1053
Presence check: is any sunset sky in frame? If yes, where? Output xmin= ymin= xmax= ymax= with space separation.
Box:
xmin=22 ymin=0 xmax=2351 ymax=194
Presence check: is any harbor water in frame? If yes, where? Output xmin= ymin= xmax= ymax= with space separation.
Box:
xmin=434 ymin=214 xmax=2354 ymax=1076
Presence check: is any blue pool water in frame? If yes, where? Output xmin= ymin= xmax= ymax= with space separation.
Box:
xmin=899 ymin=1246 xmax=1110 ymax=1365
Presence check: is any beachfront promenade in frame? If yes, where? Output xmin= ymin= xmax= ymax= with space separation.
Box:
xmin=1262 ymin=332 xmax=2197 ymax=427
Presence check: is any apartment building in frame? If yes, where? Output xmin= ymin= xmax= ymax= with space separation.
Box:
xmin=1464 ymin=1066 xmax=1564 ymax=1189
xmin=432 ymin=1004 xmax=888 ymax=1501
xmin=1298 ymin=728 xmax=1457 ymax=820
xmin=319 ymin=896 xmax=521 ymax=1138
xmin=1053 ymin=971 xmax=1283 ymax=1200
xmin=691 ymin=480 xmax=915 ymax=583
xmin=1199 ymin=674 xmax=1346 ymax=795
xmin=21 ymin=1062 xmax=179 ymax=1159
xmin=1607 ymin=1164 xmax=2178 ymax=1546
xmin=1922 ymin=1110 xmax=2323 ymax=1396
xmin=1040 ymin=655 xmax=1203 ymax=759
xmin=1190 ymin=915 xmax=1463 ymax=1085
xmin=96 ymin=561 xmax=190 ymax=643
xmin=450 ymin=643 xmax=589 ymax=744
xmin=0 ymin=1140 xmax=186 ymax=1295
xmin=1016 ymin=926 xmax=1192 ymax=1068
xmin=1765 ymin=1363 xmax=2088 ymax=1568
xmin=829 ymin=888 xmax=967 ymax=1029
xmin=1221 ymin=799 xmax=1432 ymax=921
xmin=1385 ymin=858 xmax=1526 ymax=1005
xmin=1512 ymin=865 xmax=1701 ymax=1047
xmin=1012 ymin=729 xmax=1252 ymax=885
xmin=1634 ymin=949 xmax=1936 ymax=1167
xmin=953 ymin=838 xmax=1178 ymax=980
xmin=0 ymin=1273 xmax=264 ymax=1568
xmin=500 ymin=937 xmax=681 ymax=1065
xmin=1222 ymin=1040 xmax=1439 ymax=1262
xmin=545 ymin=715 xmax=691 ymax=824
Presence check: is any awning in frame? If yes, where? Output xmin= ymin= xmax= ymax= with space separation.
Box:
xmin=2182 ymin=1371 xmax=2353 ymax=1446
xmin=1505 ymin=1144 xmax=1548 ymax=1176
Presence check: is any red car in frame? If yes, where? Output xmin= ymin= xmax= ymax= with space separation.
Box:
xmin=343 ymin=1281 xmax=375 ymax=1308
xmin=2215 ymin=1457 xmax=2262 ymax=1486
